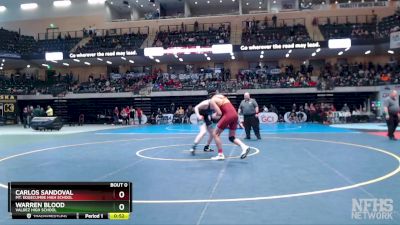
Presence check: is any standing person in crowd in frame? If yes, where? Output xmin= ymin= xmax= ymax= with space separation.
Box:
xmin=46 ymin=106 xmax=53 ymax=117
xmin=78 ymin=113 xmax=85 ymax=126
xmin=113 ymin=107 xmax=119 ymax=125
xmin=22 ymin=107 xmax=29 ymax=129
xmin=238 ymin=92 xmax=261 ymax=140
xmin=309 ymin=103 xmax=316 ymax=122
xmin=384 ymin=90 xmax=399 ymax=141
xmin=272 ymin=15 xmax=277 ymax=28
xmin=33 ymin=105 xmax=42 ymax=118
xmin=185 ymin=105 xmax=194 ymax=124
xmin=137 ymin=108 xmax=143 ymax=125
xmin=120 ymin=106 xmax=129 ymax=125
xmin=27 ymin=106 xmax=33 ymax=128
xmin=130 ymin=106 xmax=136 ymax=125
xmin=40 ymin=107 xmax=46 ymax=116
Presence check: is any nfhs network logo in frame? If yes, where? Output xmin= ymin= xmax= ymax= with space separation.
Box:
xmin=352 ymin=198 xmax=393 ymax=220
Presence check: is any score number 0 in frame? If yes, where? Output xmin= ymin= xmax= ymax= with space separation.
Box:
xmin=118 ymin=191 xmax=126 ymax=211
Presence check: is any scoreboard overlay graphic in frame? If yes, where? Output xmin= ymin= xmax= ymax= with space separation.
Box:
xmin=8 ymin=182 xmax=132 ymax=220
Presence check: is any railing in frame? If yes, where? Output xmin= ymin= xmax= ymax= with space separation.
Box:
xmin=38 ymin=30 xmax=84 ymax=40
xmin=318 ymin=15 xmax=376 ymax=25
xmin=37 ymin=26 xmax=150 ymax=40
xmin=242 ymin=17 xmax=306 ymax=29
xmin=159 ymin=22 xmax=231 ymax=33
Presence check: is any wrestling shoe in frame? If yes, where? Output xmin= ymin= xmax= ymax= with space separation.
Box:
xmin=211 ymin=153 xmax=225 ymax=160
xmin=203 ymin=145 xmax=214 ymax=152
xmin=190 ymin=146 xmax=196 ymax=155
xmin=240 ymin=147 xmax=251 ymax=159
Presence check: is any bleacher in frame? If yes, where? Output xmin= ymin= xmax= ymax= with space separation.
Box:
xmin=318 ymin=15 xmax=376 ymax=40
xmin=378 ymin=10 xmax=400 ymax=38
xmin=77 ymin=32 xmax=148 ymax=53
xmin=37 ymin=38 xmax=81 ymax=53
xmin=241 ymin=18 xmax=311 ymax=45
xmin=0 ymin=28 xmax=36 ymax=56
xmin=153 ymin=23 xmax=230 ymax=47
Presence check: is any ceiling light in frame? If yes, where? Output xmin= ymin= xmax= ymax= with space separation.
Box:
xmin=121 ymin=57 xmax=126 ymax=60
xmin=1 ymin=63 xmax=3 ymax=66
xmin=273 ymin=0 xmax=276 ymax=3
xmin=174 ymin=54 xmax=179 ymax=58
xmin=365 ymin=50 xmax=371 ymax=55
xmin=322 ymin=1 xmax=325 ymax=4
xmin=140 ymin=4 xmax=143 ymax=7
xmin=84 ymin=62 xmax=91 ymax=65
xmin=288 ymin=50 xmax=292 ymax=54
xmin=0 ymin=6 xmax=7 ymax=12
xmin=311 ymin=52 xmax=316 ymax=57
xmin=129 ymin=60 xmax=134 ymax=63
xmin=27 ymin=65 xmax=31 ymax=68
xmin=179 ymin=58 xmax=183 ymax=62
xmin=2 ymin=59 xmax=5 ymax=62
xmin=258 ymin=6 xmax=261 ymax=8
xmin=63 ymin=63 xmax=69 ymax=66
xmin=53 ymin=0 xmax=71 ymax=7
xmin=345 ymin=47 xmax=350 ymax=51
xmin=42 ymin=64 xmax=49 ymax=67
xmin=348 ymin=0 xmax=351 ymax=3
xmin=195 ymin=1 xmax=198 ymax=4
xmin=21 ymin=3 xmax=38 ymax=10
xmin=106 ymin=61 xmax=112 ymax=64
xmin=207 ymin=57 xmax=211 ymax=60
xmin=246 ymin=2 xmax=249 ymax=5
xmin=388 ymin=50 xmax=394 ymax=54
xmin=153 ymin=3 xmax=155 ymax=6
xmin=316 ymin=48 xmax=321 ymax=52
xmin=97 ymin=58 xmax=103 ymax=61
xmin=260 ymin=55 xmax=264 ymax=59
xmin=207 ymin=1 xmax=210 ymax=3
xmin=261 ymin=51 xmax=264 ymax=54
xmin=230 ymin=53 xmax=234 ymax=56
xmin=231 ymin=56 xmax=235 ymax=60
xmin=73 ymin=59 xmax=80 ymax=62
xmin=338 ymin=51 xmax=343 ymax=55
xmin=50 ymin=60 xmax=58 ymax=63
xmin=88 ymin=0 xmax=105 ymax=4
xmin=155 ymin=59 xmax=160 ymax=63
xmin=149 ymin=56 xmax=154 ymax=59
xmin=259 ymin=1 xmax=262 ymax=4
xmin=285 ymin=53 xmax=289 ymax=58
xmin=0 ymin=67 xmax=3 ymax=70
xmin=204 ymin=53 xmax=208 ymax=57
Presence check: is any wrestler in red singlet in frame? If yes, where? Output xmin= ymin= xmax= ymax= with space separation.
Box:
xmin=209 ymin=90 xmax=251 ymax=160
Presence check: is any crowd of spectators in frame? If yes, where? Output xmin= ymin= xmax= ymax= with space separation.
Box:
xmin=319 ymin=8 xmax=400 ymax=40
xmin=153 ymin=22 xmax=230 ymax=48
xmin=377 ymin=8 xmax=400 ymax=39
xmin=242 ymin=16 xmax=312 ymax=45
xmin=1 ymin=60 xmax=399 ymax=96
xmin=317 ymin=60 xmax=400 ymax=90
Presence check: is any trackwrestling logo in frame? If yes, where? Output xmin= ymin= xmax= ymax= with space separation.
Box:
xmin=352 ymin=198 xmax=393 ymax=220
